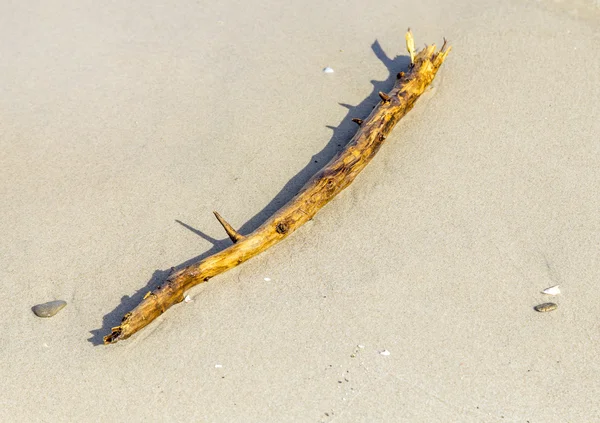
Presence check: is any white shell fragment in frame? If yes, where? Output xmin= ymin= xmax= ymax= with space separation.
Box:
xmin=541 ymin=285 xmax=560 ymax=296
xmin=323 ymin=67 xmax=334 ymax=74
xmin=32 ymin=300 xmax=67 ymax=318
xmin=264 ymin=277 xmax=271 ymax=282
xmin=184 ymin=295 xmax=193 ymax=303
xmin=215 ymin=364 xmax=223 ymax=368
xmin=379 ymin=350 xmax=391 ymax=356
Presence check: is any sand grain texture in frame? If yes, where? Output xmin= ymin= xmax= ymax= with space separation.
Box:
xmin=1 ymin=0 xmax=599 ymax=421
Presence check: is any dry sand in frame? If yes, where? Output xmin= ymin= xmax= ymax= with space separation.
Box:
xmin=1 ymin=0 xmax=599 ymax=421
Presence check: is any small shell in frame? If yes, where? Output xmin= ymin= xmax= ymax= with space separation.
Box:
xmin=184 ymin=295 xmax=193 ymax=303
xmin=323 ymin=67 xmax=334 ymax=74
xmin=379 ymin=350 xmax=391 ymax=356
xmin=264 ymin=277 xmax=271 ymax=282
xmin=541 ymin=285 xmax=560 ymax=296
xmin=534 ymin=302 xmax=558 ymax=313
xmin=32 ymin=300 xmax=67 ymax=318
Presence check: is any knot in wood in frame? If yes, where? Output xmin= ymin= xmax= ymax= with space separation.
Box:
xmin=326 ymin=179 xmax=337 ymax=191
xmin=378 ymin=92 xmax=391 ymax=102
xmin=276 ymin=222 xmax=288 ymax=234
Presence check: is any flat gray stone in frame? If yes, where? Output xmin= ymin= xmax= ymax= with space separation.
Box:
xmin=534 ymin=302 xmax=558 ymax=313
xmin=32 ymin=300 xmax=67 ymax=318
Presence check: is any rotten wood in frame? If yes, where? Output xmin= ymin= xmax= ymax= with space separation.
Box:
xmin=104 ymin=30 xmax=451 ymax=344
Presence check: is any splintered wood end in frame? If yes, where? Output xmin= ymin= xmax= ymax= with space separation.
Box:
xmin=405 ymin=28 xmax=415 ymax=64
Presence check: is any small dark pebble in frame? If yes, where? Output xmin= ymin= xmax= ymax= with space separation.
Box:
xmin=534 ymin=302 xmax=557 ymax=313
xmin=32 ymin=300 xmax=67 ymax=317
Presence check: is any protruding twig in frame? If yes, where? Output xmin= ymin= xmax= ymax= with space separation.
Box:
xmin=378 ymin=92 xmax=391 ymax=102
xmin=405 ymin=28 xmax=415 ymax=65
xmin=213 ymin=211 xmax=244 ymax=243
xmin=352 ymin=118 xmax=363 ymax=125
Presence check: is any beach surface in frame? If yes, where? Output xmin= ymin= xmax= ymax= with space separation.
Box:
xmin=1 ymin=0 xmax=599 ymax=421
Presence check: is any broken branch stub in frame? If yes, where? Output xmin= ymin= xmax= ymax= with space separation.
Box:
xmin=103 ymin=30 xmax=451 ymax=344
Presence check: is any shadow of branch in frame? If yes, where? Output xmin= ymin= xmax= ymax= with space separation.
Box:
xmin=89 ymin=40 xmax=410 ymax=345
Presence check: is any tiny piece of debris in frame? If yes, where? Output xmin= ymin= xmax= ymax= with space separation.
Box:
xmin=264 ymin=277 xmax=271 ymax=282
xmin=379 ymin=349 xmax=391 ymax=356
xmin=32 ymin=300 xmax=67 ymax=318
xmin=215 ymin=364 xmax=223 ymax=368
xmin=541 ymin=285 xmax=560 ymax=296
xmin=351 ymin=344 xmax=364 ymax=357
xmin=323 ymin=67 xmax=334 ymax=74
xmin=534 ymin=302 xmax=558 ymax=312
xmin=184 ymin=295 xmax=193 ymax=303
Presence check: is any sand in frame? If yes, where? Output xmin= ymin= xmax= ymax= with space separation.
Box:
xmin=1 ymin=0 xmax=599 ymax=421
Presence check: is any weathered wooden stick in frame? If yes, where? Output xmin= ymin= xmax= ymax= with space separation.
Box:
xmin=104 ymin=30 xmax=451 ymax=344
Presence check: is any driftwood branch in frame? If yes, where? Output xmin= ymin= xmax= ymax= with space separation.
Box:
xmin=104 ymin=30 xmax=451 ymax=344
